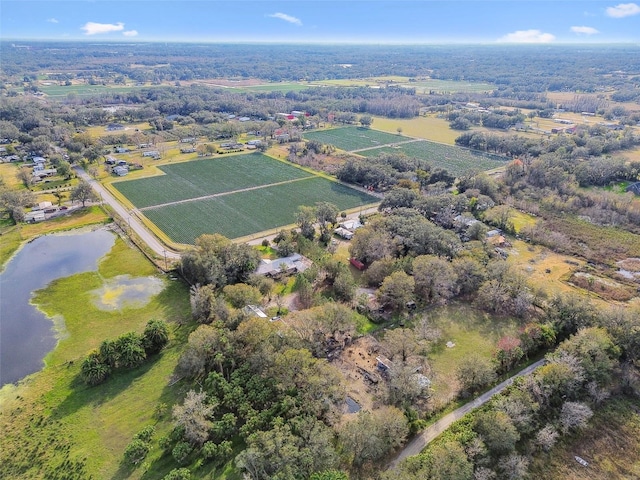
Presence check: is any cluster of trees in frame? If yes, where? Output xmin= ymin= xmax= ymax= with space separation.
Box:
xmin=455 ymin=126 xmax=640 ymax=159
xmin=80 ymin=319 xmax=169 ymax=386
xmin=179 ymin=234 xmax=261 ymax=289
xmin=448 ymin=108 xmax=526 ymax=131
xmin=336 ymin=152 xmax=455 ymax=191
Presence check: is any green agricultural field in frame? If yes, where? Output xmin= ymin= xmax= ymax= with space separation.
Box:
xmin=303 ymin=127 xmax=405 ymax=152
xmin=143 ymin=177 xmax=377 ymax=243
xmin=360 ymin=140 xmax=508 ymax=176
xmin=113 ymin=153 xmax=312 ymax=208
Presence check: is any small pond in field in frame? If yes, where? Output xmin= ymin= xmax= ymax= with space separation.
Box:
xmin=0 ymin=229 xmax=115 ymax=387
xmin=91 ymin=275 xmax=165 ymax=310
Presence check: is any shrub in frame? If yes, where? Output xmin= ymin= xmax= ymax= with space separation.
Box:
xmin=123 ymin=438 xmax=150 ymax=466
xmin=172 ymin=441 xmax=194 ymax=465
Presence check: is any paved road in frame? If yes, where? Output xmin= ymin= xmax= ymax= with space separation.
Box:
xmin=74 ymin=166 xmax=181 ymax=261
xmin=388 ymin=359 xmax=546 ymax=470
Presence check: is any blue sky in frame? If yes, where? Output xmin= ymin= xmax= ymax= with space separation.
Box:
xmin=1 ymin=1 xmax=639 ymax=43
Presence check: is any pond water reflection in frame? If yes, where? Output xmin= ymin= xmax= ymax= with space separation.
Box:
xmin=0 ymin=229 xmax=115 ymax=386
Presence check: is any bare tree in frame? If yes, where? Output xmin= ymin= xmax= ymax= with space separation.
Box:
xmin=535 ymin=424 xmax=559 ymax=452
xmin=559 ymin=401 xmax=593 ymax=433
xmin=172 ymin=390 xmax=216 ymax=446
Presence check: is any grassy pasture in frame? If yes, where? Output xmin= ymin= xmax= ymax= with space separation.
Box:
xmin=398 ymin=78 xmax=495 ymax=93
xmin=303 ymin=126 xmax=405 ymax=151
xmin=143 ymin=177 xmax=377 ymax=243
xmin=237 ymin=83 xmax=311 ymax=93
xmin=39 ymin=83 xmax=146 ymax=98
xmin=372 ymin=115 xmax=460 ymax=144
xmin=113 ymin=153 xmax=312 ymax=208
xmin=360 ymin=140 xmax=509 ymax=176
xmin=312 ymin=77 xmax=495 ymax=93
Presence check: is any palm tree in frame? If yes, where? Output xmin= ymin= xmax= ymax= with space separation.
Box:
xmin=81 ymin=351 xmax=111 ymax=386
xmin=99 ymin=338 xmax=119 ymax=368
xmin=143 ymin=319 xmax=169 ymax=355
xmin=115 ymin=332 xmax=147 ymax=369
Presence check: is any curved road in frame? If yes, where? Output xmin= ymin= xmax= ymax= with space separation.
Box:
xmin=74 ymin=167 xmax=181 ymax=261
xmin=388 ymin=358 xmax=546 ymax=469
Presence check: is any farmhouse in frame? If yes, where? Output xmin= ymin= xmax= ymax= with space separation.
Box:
xmin=255 ymin=253 xmax=312 ymax=278
xmin=180 ymin=147 xmax=197 ymax=154
xmin=142 ymin=151 xmax=160 ymax=158
xmin=106 ymin=123 xmax=125 ymax=131
xmin=113 ymin=166 xmax=129 ymax=176
xmin=180 ymin=137 xmax=196 ymax=143
xmin=334 ymin=227 xmax=354 ymax=240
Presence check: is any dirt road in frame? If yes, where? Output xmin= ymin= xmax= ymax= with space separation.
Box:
xmin=388 ymin=359 xmax=546 ymax=469
xmin=74 ymin=167 xmax=181 ymax=261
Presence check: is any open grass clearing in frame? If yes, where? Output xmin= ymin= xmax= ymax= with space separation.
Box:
xmin=507 ymin=240 xmax=588 ymax=297
xmin=425 ymin=304 xmax=520 ymax=408
xmin=510 ymin=210 xmax=538 ymax=233
xmin=143 ymin=177 xmax=377 ymax=243
xmin=360 ymin=139 xmax=509 ymax=176
xmin=303 ymin=126 xmax=406 ymax=152
xmin=113 ymin=153 xmax=313 ymax=208
xmin=0 ymin=235 xmax=192 ymax=480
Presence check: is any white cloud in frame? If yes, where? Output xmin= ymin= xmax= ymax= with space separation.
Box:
xmin=606 ymin=3 xmax=640 ymax=18
xmin=268 ymin=12 xmax=303 ymax=26
xmin=123 ymin=30 xmax=138 ymax=37
xmin=571 ymin=26 xmax=600 ymax=35
xmin=498 ymin=29 xmax=556 ymax=44
xmin=47 ymin=18 xmax=59 ymax=24
xmin=81 ymin=22 xmax=125 ymax=35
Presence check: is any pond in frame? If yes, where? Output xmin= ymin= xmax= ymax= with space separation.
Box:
xmin=0 ymin=228 xmax=116 ymax=386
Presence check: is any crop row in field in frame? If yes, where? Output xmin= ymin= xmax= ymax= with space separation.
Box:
xmin=143 ymin=177 xmax=377 ymax=244
xmin=303 ymin=127 xmax=405 ymax=152
xmin=113 ymin=153 xmax=311 ymax=208
xmin=360 ymin=140 xmax=508 ymax=176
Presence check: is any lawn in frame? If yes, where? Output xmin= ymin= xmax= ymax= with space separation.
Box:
xmin=0 ymin=236 xmax=192 ymax=480
xmin=424 ymin=304 xmax=520 ymax=408
xmin=303 ymin=126 xmax=405 ymax=152
xmin=360 ymin=140 xmax=509 ymax=176
xmin=143 ymin=177 xmax=377 ymax=244
xmin=113 ymin=153 xmax=313 ymax=208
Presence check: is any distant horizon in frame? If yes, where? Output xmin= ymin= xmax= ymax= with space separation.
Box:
xmin=2 ymin=1 xmax=639 ymax=44
xmin=3 ymin=39 xmax=640 ymax=47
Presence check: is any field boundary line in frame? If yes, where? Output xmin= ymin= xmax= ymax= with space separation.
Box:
xmin=138 ymin=176 xmax=314 ymax=211
xmin=350 ymin=138 xmax=422 ymax=153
